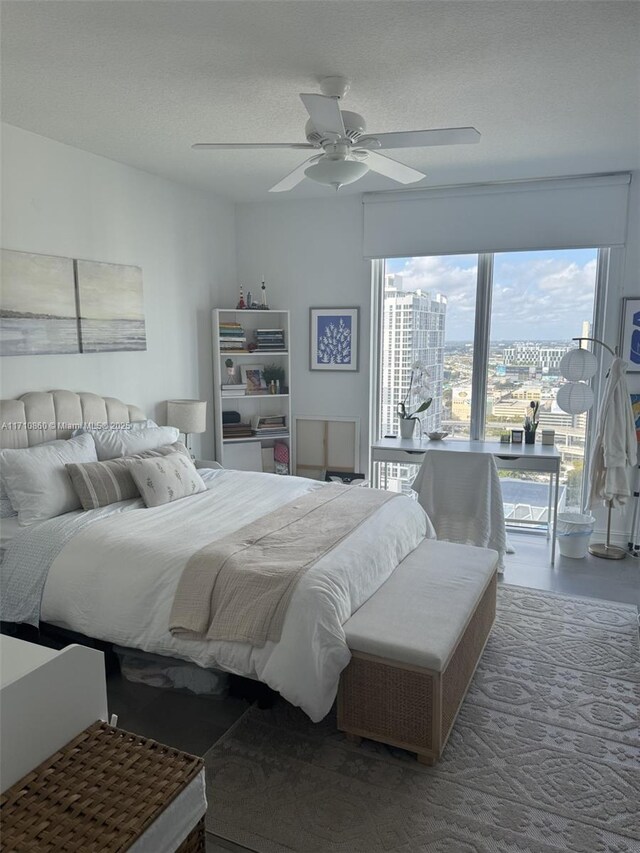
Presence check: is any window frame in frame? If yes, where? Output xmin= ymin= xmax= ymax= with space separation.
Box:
xmin=369 ymin=249 xmax=609 ymax=506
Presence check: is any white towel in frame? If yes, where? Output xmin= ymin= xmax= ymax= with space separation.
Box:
xmin=412 ymin=449 xmax=507 ymax=571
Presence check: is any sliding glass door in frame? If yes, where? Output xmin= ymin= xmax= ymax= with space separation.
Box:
xmin=484 ymin=249 xmax=598 ymax=516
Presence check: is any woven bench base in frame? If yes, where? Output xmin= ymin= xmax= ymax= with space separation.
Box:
xmin=1 ymin=721 xmax=204 ymax=852
xmin=338 ymin=571 xmax=497 ymax=764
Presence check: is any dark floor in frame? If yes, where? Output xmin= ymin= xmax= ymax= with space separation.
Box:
xmin=105 ymin=531 xmax=639 ymax=853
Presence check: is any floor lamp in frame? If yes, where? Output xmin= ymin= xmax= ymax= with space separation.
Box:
xmin=557 ymin=337 xmax=627 ymax=560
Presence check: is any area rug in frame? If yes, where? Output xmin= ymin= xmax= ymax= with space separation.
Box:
xmin=204 ymin=585 xmax=640 ymax=853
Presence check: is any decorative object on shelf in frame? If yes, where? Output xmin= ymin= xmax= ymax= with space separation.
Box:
xmin=511 ymin=429 xmax=523 ymax=444
xmin=619 ymin=297 xmax=640 ymax=371
xmin=263 ymin=363 xmax=285 ymax=391
xmin=166 ymin=399 xmax=207 ymax=457
xmin=274 ymin=440 xmax=289 ymax=475
xmin=240 ymin=364 xmax=267 ymax=393
xmin=427 ymin=431 xmax=448 ymax=441
xmin=224 ymin=358 xmax=237 ymax=384
xmin=397 ymin=361 xmax=432 ymax=439
xmin=261 ymin=278 xmax=269 ymax=309
xmin=309 ymin=307 xmax=359 ymax=371
xmin=236 ymin=287 xmax=246 ymax=310
xmin=524 ymin=400 xmax=539 ymax=444
xmin=500 ymin=432 xmax=511 ymax=444
xmin=541 ymin=429 xmax=556 ymax=445
xmin=0 ymin=249 xmax=146 ymax=356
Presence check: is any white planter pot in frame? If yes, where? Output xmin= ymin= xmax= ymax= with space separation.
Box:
xmin=399 ymin=418 xmax=416 ymax=439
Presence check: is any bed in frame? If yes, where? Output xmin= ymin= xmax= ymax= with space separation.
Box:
xmin=0 ymin=390 xmax=431 ymax=721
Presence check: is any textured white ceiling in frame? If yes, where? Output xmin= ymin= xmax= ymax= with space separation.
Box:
xmin=2 ymin=1 xmax=639 ymax=202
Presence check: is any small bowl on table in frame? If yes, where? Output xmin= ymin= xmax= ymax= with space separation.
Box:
xmin=427 ymin=431 xmax=449 ymax=441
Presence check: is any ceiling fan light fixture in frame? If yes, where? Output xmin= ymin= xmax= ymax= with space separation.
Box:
xmin=304 ymin=158 xmax=369 ymax=190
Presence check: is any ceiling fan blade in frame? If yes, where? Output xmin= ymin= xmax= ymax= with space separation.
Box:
xmin=363 ymin=127 xmax=481 ymax=150
xmin=299 ymin=93 xmax=346 ymax=138
xmin=192 ymin=143 xmax=316 ymax=150
xmin=362 ymin=151 xmax=426 ymax=185
xmin=268 ymin=158 xmax=318 ymax=193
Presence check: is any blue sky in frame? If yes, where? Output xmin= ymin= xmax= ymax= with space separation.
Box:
xmin=386 ymin=249 xmax=597 ymax=341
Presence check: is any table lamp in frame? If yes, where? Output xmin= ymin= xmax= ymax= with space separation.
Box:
xmin=166 ymin=399 xmax=207 ymax=457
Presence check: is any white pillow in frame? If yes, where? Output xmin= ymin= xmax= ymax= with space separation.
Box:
xmin=0 ymin=433 xmax=98 ymax=526
xmin=129 ymin=454 xmax=206 ymax=507
xmin=83 ymin=425 xmax=180 ymax=461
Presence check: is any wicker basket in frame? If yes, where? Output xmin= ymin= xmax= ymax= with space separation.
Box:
xmin=1 ymin=721 xmax=205 ymax=852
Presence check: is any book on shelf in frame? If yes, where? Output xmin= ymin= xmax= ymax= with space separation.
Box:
xmin=221 ymin=390 xmax=245 ymax=397
xmin=251 ymin=414 xmax=287 ymax=434
xmin=221 ymin=383 xmax=246 ymax=390
xmin=223 ymin=422 xmax=253 ymax=438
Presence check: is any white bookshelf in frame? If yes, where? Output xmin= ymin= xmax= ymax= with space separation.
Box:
xmin=212 ymin=308 xmax=292 ymax=472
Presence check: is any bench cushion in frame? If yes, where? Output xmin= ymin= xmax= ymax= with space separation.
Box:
xmin=343 ymin=540 xmax=498 ymax=671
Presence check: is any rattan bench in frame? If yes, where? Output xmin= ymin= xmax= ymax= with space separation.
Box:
xmin=338 ymin=539 xmax=498 ymax=765
xmin=0 ymin=721 xmax=205 ymax=852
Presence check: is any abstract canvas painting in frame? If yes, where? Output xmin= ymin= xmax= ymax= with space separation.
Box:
xmin=0 ymin=250 xmax=80 ymax=356
xmin=76 ymin=260 xmax=146 ymax=352
xmin=309 ymin=307 xmax=359 ymax=371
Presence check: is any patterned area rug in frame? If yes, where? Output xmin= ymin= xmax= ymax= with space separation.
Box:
xmin=204 ymin=585 xmax=640 ymax=853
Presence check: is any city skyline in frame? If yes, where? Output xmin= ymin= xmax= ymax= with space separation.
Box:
xmin=386 ymin=248 xmax=597 ymax=341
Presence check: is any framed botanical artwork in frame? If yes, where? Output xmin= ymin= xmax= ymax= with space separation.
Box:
xmin=309 ymin=307 xmax=359 ymax=372
xmin=619 ymin=297 xmax=640 ymax=371
xmin=240 ymin=364 xmax=267 ymax=394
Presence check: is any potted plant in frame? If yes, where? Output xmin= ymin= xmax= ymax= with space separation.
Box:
xmin=397 ymin=362 xmax=432 ymax=439
xmin=263 ymin=363 xmax=286 ymax=394
xmin=524 ymin=400 xmax=540 ymax=444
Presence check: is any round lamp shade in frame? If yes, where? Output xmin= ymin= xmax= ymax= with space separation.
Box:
xmin=556 ymin=382 xmax=594 ymax=415
xmin=166 ymin=399 xmax=207 ymax=434
xmin=304 ymin=158 xmax=369 ymax=189
xmin=559 ymin=348 xmax=598 ymax=381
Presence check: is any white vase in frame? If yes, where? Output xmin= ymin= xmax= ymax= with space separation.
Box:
xmin=399 ymin=418 xmax=416 ymax=439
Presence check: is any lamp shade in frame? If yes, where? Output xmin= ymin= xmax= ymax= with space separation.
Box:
xmin=556 ymin=382 xmax=594 ymax=415
xmin=304 ymin=159 xmax=369 ymax=189
xmin=166 ymin=399 xmax=207 ymax=434
xmin=559 ymin=348 xmax=598 ymax=381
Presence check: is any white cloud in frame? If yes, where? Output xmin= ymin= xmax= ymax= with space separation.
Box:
xmin=387 ymin=253 xmax=597 ymax=340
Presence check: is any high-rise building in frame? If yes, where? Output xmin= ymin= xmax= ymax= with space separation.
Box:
xmin=381 ymin=278 xmax=447 ymax=436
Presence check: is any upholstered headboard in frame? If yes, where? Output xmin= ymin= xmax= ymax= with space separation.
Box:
xmin=0 ymin=390 xmax=146 ymax=449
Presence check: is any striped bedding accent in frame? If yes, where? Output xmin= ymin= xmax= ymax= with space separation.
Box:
xmin=66 ymin=442 xmax=189 ymax=510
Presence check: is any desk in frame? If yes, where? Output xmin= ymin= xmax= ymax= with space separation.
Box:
xmin=371 ymin=437 xmax=562 ymax=566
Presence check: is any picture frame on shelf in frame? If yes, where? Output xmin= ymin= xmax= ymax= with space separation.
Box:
xmin=619 ymin=297 xmax=640 ymax=371
xmin=309 ymin=307 xmax=359 ymax=372
xmin=240 ymin=364 xmax=267 ymax=394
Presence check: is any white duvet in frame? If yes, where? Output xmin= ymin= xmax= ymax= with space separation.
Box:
xmin=42 ymin=470 xmax=430 ymax=720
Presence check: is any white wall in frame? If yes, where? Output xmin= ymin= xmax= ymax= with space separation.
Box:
xmin=232 ymin=196 xmax=371 ymax=473
xmin=1 ymin=124 xmax=236 ymax=458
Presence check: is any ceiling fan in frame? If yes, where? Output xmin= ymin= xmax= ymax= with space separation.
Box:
xmin=193 ymin=77 xmax=480 ymax=192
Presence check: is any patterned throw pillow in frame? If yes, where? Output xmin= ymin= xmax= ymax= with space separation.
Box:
xmin=129 ymin=453 xmax=206 ymax=508
xmin=67 ymin=442 xmax=189 ymax=511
